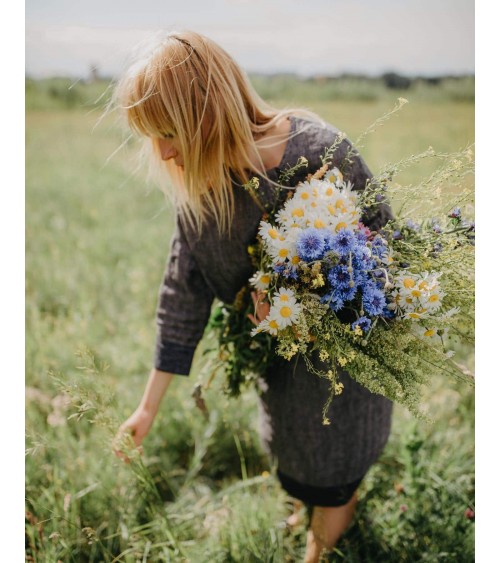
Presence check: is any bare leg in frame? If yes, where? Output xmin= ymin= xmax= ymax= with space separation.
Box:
xmin=304 ymin=491 xmax=358 ymax=563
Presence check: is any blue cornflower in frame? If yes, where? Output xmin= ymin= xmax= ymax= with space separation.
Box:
xmin=362 ymin=285 xmax=387 ymax=316
xmin=320 ymin=229 xmax=336 ymax=252
xmin=320 ymin=292 xmax=344 ymax=312
xmin=392 ymin=230 xmax=403 ymax=240
xmin=334 ymin=284 xmax=357 ymax=303
xmin=332 ymin=228 xmax=357 ymax=257
xmin=296 ymin=228 xmax=326 ymax=261
xmin=281 ymin=268 xmax=299 ymax=280
xmin=327 ymin=264 xmax=352 ymax=289
xmin=273 ymin=264 xmax=285 ymax=276
xmin=352 ymin=316 xmax=372 ymax=333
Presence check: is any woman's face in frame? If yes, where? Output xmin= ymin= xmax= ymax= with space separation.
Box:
xmin=158 ymin=136 xmax=184 ymax=167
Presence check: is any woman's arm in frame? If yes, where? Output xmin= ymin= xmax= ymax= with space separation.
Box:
xmin=113 ymin=368 xmax=174 ymax=462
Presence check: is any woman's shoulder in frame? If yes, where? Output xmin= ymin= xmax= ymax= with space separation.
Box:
xmin=284 ymin=115 xmax=343 ymax=171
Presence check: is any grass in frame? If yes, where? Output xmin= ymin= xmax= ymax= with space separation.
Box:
xmin=26 ymin=78 xmax=474 ymax=562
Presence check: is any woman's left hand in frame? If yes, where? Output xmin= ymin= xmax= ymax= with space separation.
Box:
xmin=248 ymin=290 xmax=270 ymax=326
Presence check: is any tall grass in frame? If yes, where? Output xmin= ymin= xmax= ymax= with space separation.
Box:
xmin=26 ymin=79 xmax=474 ymax=561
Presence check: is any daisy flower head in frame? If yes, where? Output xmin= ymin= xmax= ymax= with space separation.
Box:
xmin=251 ymin=314 xmax=280 ymax=337
xmin=273 ymin=287 xmax=297 ymax=306
xmin=249 ymin=270 xmax=272 ymax=291
xmin=294 ymin=181 xmax=318 ymax=204
xmin=279 ymin=199 xmax=308 ymax=228
xmin=325 ymin=167 xmax=344 ymax=187
xmin=268 ymin=236 xmax=297 ymax=265
xmin=268 ymin=299 xmax=301 ymax=329
xmin=296 ymin=228 xmax=326 ymax=261
xmin=259 ymin=221 xmax=284 ymax=246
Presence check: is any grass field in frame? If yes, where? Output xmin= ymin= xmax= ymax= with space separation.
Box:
xmin=26 ymin=78 xmax=474 ymax=562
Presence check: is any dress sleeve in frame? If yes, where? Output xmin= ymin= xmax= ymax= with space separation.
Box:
xmin=330 ymin=136 xmax=394 ymax=232
xmin=154 ymin=215 xmax=215 ymax=376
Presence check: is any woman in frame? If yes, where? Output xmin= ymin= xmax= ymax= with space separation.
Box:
xmin=113 ymin=30 xmax=393 ymax=562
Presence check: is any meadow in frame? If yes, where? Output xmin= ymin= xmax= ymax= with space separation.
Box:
xmin=26 ymin=76 xmax=475 ymax=562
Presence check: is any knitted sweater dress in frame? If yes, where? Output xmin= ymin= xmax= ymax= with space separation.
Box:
xmin=154 ymin=116 xmax=393 ymax=500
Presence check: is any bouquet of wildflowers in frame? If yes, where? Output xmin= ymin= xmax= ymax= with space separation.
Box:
xmin=207 ymin=106 xmax=474 ymax=422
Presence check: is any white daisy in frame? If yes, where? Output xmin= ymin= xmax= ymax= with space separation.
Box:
xmin=272 ymin=287 xmax=297 ymax=306
xmin=249 ymin=270 xmax=272 ymax=291
xmin=268 ymin=299 xmax=302 ymax=329
xmin=251 ymin=314 xmax=280 ymax=336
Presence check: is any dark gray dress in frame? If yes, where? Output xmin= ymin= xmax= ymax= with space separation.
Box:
xmin=154 ymin=116 xmax=393 ymax=500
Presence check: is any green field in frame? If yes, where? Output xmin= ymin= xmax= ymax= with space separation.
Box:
xmin=26 ymin=78 xmax=474 ymax=562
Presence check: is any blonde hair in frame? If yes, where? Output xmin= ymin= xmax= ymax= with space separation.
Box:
xmin=114 ymin=30 xmax=319 ymax=233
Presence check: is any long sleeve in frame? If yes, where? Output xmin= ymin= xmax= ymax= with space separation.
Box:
xmin=330 ymin=136 xmax=394 ymax=232
xmin=154 ymin=215 xmax=215 ymax=375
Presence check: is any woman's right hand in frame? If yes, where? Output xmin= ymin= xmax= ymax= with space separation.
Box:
xmin=113 ymin=407 xmax=156 ymax=463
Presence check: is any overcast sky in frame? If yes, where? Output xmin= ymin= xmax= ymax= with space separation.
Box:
xmin=26 ymin=0 xmax=474 ymax=78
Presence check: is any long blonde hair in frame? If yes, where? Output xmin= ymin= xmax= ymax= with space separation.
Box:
xmin=114 ymin=30 xmax=318 ymax=233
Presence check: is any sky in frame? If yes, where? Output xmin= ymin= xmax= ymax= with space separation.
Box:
xmin=25 ymin=0 xmax=475 ymax=79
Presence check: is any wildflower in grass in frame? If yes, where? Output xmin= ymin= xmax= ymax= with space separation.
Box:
xmin=406 ymin=219 xmax=420 ymax=231
xmin=296 ymin=228 xmax=325 ymax=261
xmin=448 ymin=207 xmax=462 ymax=219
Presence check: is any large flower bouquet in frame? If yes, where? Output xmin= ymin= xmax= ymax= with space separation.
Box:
xmin=206 ymin=106 xmax=474 ymax=422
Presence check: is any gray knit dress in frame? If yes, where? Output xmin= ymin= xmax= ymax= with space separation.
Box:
xmin=154 ymin=116 xmax=393 ymax=503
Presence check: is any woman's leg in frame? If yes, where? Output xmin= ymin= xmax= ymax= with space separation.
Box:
xmin=304 ymin=491 xmax=358 ymax=563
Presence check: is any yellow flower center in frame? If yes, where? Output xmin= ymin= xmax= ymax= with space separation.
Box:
xmin=335 ymin=199 xmax=345 ymax=209
xmin=424 ymin=329 xmax=436 ymax=337
xmin=429 ymin=294 xmax=440 ymax=302
xmin=291 ymin=255 xmax=300 ymax=265
xmin=268 ymin=228 xmax=279 ymax=239
xmin=408 ymin=312 xmax=420 ymax=319
xmin=292 ymin=208 xmax=304 ymax=217
xmin=405 ymin=297 xmax=413 ymax=304
xmin=419 ymin=281 xmax=428 ymax=290
xmin=325 ymin=187 xmax=334 ymax=196
xmin=278 ymin=248 xmax=289 ymax=258
xmin=403 ymin=278 xmax=416 ymax=289
xmin=314 ymin=218 xmax=325 ymax=228
xmin=269 ymin=319 xmax=279 ymax=330
xmin=328 ymin=174 xmax=337 ymax=183
xmin=335 ymin=222 xmax=348 ymax=232
xmin=411 ymin=289 xmax=421 ymax=297
xmin=300 ymin=192 xmax=309 ymax=200
xmin=280 ymin=306 xmax=292 ymax=318
xmin=327 ymin=204 xmax=336 ymax=215
xmin=279 ymin=294 xmax=289 ymax=302
xmin=261 ymin=275 xmax=270 ymax=284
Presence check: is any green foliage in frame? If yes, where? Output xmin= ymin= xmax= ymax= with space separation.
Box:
xmin=26 ymin=89 xmax=474 ymax=560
